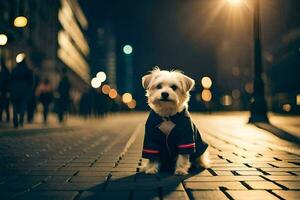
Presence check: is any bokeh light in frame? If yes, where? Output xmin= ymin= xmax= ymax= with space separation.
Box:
xmin=245 ymin=82 xmax=253 ymax=94
xmin=109 ymin=89 xmax=118 ymax=99
xmin=16 ymin=53 xmax=26 ymax=63
xmin=282 ymin=104 xmax=291 ymax=112
xmin=14 ymin=16 xmax=28 ymax=27
xmin=127 ymin=99 xmax=136 ymax=109
xmin=123 ymin=45 xmax=133 ymax=54
xmin=232 ymin=89 xmax=241 ymax=99
xmin=96 ymin=71 xmax=106 ymax=82
xmin=201 ymin=77 xmax=212 ymax=89
xmin=0 ymin=34 xmax=8 ymax=46
xmin=221 ymin=95 xmax=233 ymax=106
xmin=102 ymin=84 xmax=111 ymax=94
xmin=201 ymin=89 xmax=212 ymax=102
xmin=91 ymin=77 xmax=101 ymax=88
xmin=122 ymin=93 xmax=133 ymax=104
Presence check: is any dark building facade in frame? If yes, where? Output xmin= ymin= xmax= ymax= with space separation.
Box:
xmin=0 ymin=0 xmax=91 ymax=110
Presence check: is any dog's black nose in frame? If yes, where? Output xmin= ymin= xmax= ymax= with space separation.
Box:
xmin=161 ymin=92 xmax=169 ymax=99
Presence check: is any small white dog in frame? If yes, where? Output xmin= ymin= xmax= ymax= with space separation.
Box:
xmin=141 ymin=67 xmax=210 ymax=175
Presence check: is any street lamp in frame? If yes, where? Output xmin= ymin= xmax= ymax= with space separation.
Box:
xmin=227 ymin=0 xmax=269 ymax=123
xmin=249 ymin=0 xmax=269 ymax=123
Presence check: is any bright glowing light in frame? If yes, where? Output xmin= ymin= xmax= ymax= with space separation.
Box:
xmin=109 ymin=89 xmax=118 ymax=99
xmin=102 ymin=84 xmax=110 ymax=94
xmin=91 ymin=77 xmax=101 ymax=88
xmin=221 ymin=95 xmax=232 ymax=106
xmin=16 ymin=53 xmax=26 ymax=63
xmin=201 ymin=89 xmax=212 ymax=102
xmin=201 ymin=77 xmax=212 ymax=89
xmin=282 ymin=104 xmax=291 ymax=112
xmin=227 ymin=0 xmax=243 ymax=5
xmin=96 ymin=71 xmax=106 ymax=82
xmin=14 ymin=16 xmax=28 ymax=27
xmin=123 ymin=45 xmax=133 ymax=54
xmin=127 ymin=99 xmax=136 ymax=109
xmin=0 ymin=34 xmax=8 ymax=46
xmin=122 ymin=93 xmax=133 ymax=104
xmin=297 ymin=94 xmax=300 ymax=105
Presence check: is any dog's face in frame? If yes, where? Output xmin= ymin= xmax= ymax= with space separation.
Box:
xmin=142 ymin=67 xmax=195 ymax=117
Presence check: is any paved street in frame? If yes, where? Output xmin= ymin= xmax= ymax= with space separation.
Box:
xmin=0 ymin=112 xmax=299 ymax=200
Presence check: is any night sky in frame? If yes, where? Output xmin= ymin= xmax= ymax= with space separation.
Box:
xmin=81 ymin=0 xmax=300 ymax=109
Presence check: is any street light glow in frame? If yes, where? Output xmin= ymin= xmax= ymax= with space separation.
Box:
xmin=227 ymin=0 xmax=243 ymax=5
xmin=123 ymin=45 xmax=133 ymax=54
xmin=102 ymin=84 xmax=111 ymax=94
xmin=16 ymin=53 xmax=26 ymax=63
xmin=91 ymin=77 xmax=101 ymax=88
xmin=122 ymin=93 xmax=133 ymax=104
xmin=201 ymin=77 xmax=212 ymax=89
xmin=201 ymin=89 xmax=212 ymax=102
xmin=0 ymin=34 xmax=8 ymax=46
xmin=127 ymin=99 xmax=136 ymax=109
xmin=96 ymin=71 xmax=106 ymax=82
xmin=109 ymin=89 xmax=118 ymax=99
xmin=14 ymin=16 xmax=28 ymax=27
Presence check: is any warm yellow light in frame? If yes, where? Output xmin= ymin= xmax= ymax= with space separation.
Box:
xmin=227 ymin=0 xmax=243 ymax=5
xmin=282 ymin=104 xmax=291 ymax=112
xmin=0 ymin=34 xmax=8 ymax=46
xmin=127 ymin=99 xmax=136 ymax=109
xmin=109 ymin=89 xmax=118 ymax=99
xmin=91 ymin=77 xmax=101 ymax=88
xmin=122 ymin=93 xmax=133 ymax=104
xmin=221 ymin=95 xmax=232 ymax=106
xmin=201 ymin=89 xmax=212 ymax=102
xmin=96 ymin=71 xmax=106 ymax=82
xmin=16 ymin=53 xmax=25 ymax=63
xmin=102 ymin=84 xmax=110 ymax=94
xmin=297 ymin=94 xmax=300 ymax=105
xmin=245 ymin=82 xmax=253 ymax=94
xmin=14 ymin=16 xmax=28 ymax=27
xmin=201 ymin=76 xmax=212 ymax=89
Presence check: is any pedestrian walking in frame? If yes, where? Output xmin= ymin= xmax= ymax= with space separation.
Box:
xmin=10 ymin=57 xmax=33 ymax=128
xmin=0 ymin=57 xmax=11 ymax=123
xmin=56 ymin=68 xmax=70 ymax=123
xmin=36 ymin=78 xmax=53 ymax=124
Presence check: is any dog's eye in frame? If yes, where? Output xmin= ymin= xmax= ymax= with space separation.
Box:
xmin=156 ymin=84 xmax=162 ymax=89
xmin=171 ymin=85 xmax=177 ymax=91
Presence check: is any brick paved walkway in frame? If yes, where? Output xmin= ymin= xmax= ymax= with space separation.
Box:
xmin=0 ymin=113 xmax=299 ymax=199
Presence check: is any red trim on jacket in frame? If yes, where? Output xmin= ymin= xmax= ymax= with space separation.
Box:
xmin=143 ymin=149 xmax=160 ymax=154
xmin=177 ymin=143 xmax=195 ymax=148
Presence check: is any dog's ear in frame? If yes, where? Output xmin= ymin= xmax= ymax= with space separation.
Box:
xmin=142 ymin=74 xmax=152 ymax=89
xmin=142 ymin=67 xmax=161 ymax=89
xmin=181 ymin=74 xmax=195 ymax=92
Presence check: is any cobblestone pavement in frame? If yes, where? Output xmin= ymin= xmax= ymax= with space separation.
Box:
xmin=0 ymin=113 xmax=299 ymax=200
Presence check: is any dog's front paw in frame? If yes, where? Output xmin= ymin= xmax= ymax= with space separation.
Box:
xmin=145 ymin=166 xmax=159 ymax=174
xmin=175 ymin=168 xmax=189 ymax=175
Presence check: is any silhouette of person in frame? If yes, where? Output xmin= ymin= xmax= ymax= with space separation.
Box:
xmin=36 ymin=78 xmax=53 ymax=124
xmin=0 ymin=57 xmax=11 ymax=123
xmin=11 ymin=56 xmax=33 ymax=128
xmin=56 ymin=68 xmax=70 ymax=123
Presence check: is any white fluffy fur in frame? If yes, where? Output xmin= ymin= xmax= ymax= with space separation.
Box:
xmin=142 ymin=67 xmax=210 ymax=175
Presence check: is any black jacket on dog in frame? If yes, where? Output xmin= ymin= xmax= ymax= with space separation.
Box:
xmin=142 ymin=109 xmax=208 ymax=170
